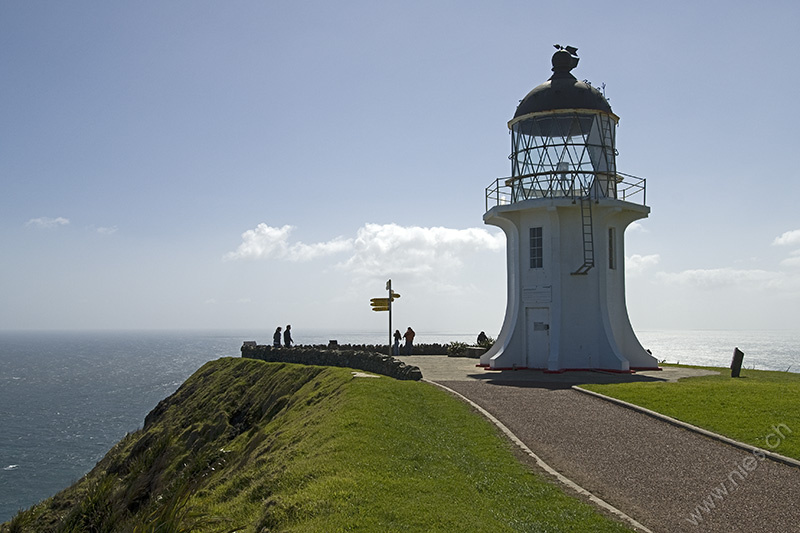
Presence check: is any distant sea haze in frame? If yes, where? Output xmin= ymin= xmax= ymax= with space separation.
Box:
xmin=0 ymin=328 xmax=798 ymax=522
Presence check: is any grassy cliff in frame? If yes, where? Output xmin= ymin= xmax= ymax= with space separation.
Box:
xmin=3 ymin=358 xmax=631 ymax=532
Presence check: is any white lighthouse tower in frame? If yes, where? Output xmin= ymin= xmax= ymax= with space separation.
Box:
xmin=480 ymin=46 xmax=658 ymax=372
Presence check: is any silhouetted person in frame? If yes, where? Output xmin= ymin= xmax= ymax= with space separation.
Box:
xmin=393 ymin=329 xmax=401 ymax=355
xmin=403 ymin=327 xmax=415 ymax=355
xmin=477 ymin=331 xmax=488 ymax=345
xmin=273 ymin=327 xmax=282 ymax=348
xmin=284 ymin=324 xmax=293 ymax=348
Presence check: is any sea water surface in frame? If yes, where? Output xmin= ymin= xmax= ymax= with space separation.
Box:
xmin=1 ymin=328 xmax=798 ymax=522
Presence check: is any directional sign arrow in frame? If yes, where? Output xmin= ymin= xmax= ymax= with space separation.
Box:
xmin=370 ymin=298 xmax=390 ymax=306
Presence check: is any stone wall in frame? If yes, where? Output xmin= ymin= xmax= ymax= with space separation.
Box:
xmin=241 ymin=344 xmax=423 ymax=381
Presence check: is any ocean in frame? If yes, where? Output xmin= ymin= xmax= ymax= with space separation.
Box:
xmin=1 ymin=328 xmax=798 ymax=522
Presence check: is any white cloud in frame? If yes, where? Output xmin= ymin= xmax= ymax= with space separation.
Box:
xmin=223 ymin=224 xmax=352 ymax=261
xmin=224 ymin=222 xmax=505 ymax=280
xmin=25 ymin=216 xmax=70 ymax=229
xmin=223 ymin=223 xmax=294 ymax=261
xmin=625 ymin=254 xmax=660 ymax=275
xmin=338 ymin=223 xmax=505 ymax=278
xmin=627 ymin=222 xmax=648 ymax=233
xmin=656 ymin=268 xmax=782 ymax=289
xmin=96 ymin=226 xmax=118 ymax=235
xmin=780 ymin=250 xmax=800 ymax=268
xmin=772 ymin=229 xmax=800 ymax=246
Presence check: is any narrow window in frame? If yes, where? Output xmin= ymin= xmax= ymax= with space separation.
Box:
xmin=608 ymin=227 xmax=617 ymax=270
xmin=530 ymin=227 xmax=543 ymax=269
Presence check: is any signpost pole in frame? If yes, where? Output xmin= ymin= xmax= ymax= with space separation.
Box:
xmin=386 ymin=279 xmax=392 ymax=357
xmin=370 ymin=283 xmax=399 ymax=356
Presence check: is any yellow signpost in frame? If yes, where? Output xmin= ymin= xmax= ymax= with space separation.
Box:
xmin=370 ymin=298 xmax=391 ymax=311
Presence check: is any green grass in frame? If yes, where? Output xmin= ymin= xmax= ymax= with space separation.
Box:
xmin=247 ymin=371 xmax=630 ymax=532
xmin=579 ymin=365 xmax=800 ymax=460
xmin=4 ymin=358 xmax=633 ymax=532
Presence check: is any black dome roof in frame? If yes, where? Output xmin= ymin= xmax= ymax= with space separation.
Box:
xmin=513 ymin=48 xmax=612 ymax=119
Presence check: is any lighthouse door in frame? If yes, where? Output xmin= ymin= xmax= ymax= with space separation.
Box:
xmin=526 ymin=307 xmax=550 ymax=368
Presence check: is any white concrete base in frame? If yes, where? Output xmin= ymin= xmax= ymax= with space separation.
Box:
xmin=480 ymin=197 xmax=657 ymax=372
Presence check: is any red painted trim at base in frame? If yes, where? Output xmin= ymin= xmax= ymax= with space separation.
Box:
xmin=543 ymin=367 xmax=635 ymax=374
xmin=477 ymin=365 xmax=662 ymax=374
xmin=486 ymin=367 xmax=638 ymax=374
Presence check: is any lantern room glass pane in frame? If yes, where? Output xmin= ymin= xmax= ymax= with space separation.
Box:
xmin=510 ymin=112 xmax=618 ymax=200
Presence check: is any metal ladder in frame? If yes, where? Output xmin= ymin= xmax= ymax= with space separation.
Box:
xmin=571 ymin=195 xmax=595 ymax=275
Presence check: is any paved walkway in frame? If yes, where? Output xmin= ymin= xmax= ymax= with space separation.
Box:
xmin=398 ymin=356 xmax=800 ymax=533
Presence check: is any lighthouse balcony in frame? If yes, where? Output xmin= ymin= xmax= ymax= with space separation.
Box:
xmin=485 ymin=171 xmax=646 ymax=211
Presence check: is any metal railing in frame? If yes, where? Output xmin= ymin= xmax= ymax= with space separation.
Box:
xmin=616 ymin=172 xmax=647 ymax=204
xmin=485 ymin=171 xmax=646 ymax=211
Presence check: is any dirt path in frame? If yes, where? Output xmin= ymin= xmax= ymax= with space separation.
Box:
xmin=398 ymin=357 xmax=800 ymax=533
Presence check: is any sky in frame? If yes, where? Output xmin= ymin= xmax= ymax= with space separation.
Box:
xmin=2 ymin=1 xmax=799 ymax=337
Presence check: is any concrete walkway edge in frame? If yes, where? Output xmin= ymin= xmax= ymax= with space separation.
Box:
xmin=572 ymin=385 xmax=800 ymax=469
xmin=425 ymin=379 xmax=654 ymax=533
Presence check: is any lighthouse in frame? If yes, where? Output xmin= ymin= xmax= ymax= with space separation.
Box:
xmin=480 ymin=45 xmax=658 ymax=372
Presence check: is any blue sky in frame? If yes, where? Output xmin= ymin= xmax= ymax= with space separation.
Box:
xmin=2 ymin=1 xmax=799 ymax=336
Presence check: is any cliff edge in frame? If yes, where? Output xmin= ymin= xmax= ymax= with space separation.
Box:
xmin=2 ymin=357 xmax=632 ymax=532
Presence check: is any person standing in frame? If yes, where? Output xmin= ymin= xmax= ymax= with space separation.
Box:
xmin=273 ymin=327 xmax=282 ymax=348
xmin=393 ymin=329 xmax=402 ymax=356
xmin=284 ymin=324 xmax=294 ymax=348
xmin=403 ymin=327 xmax=415 ymax=355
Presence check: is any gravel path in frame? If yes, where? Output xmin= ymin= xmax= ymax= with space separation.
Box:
xmin=437 ymin=379 xmax=800 ymax=533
